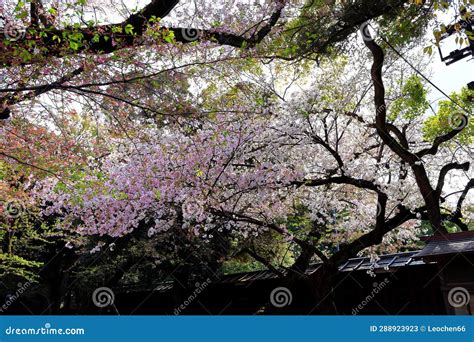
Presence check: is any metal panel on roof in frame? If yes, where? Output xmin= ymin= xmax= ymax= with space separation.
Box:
xmin=337 ymin=251 xmax=424 ymax=272
xmin=116 ymin=251 xmax=429 ymax=293
xmin=415 ymin=239 xmax=474 ymax=258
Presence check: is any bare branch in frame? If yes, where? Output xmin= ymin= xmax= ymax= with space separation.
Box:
xmin=0 ymin=0 xmax=284 ymax=67
xmin=210 ymin=208 xmax=329 ymax=263
xmin=293 ymin=176 xmax=382 ymax=194
xmin=0 ymin=67 xmax=84 ymax=120
xmin=416 ymin=118 xmax=469 ymax=158
xmin=436 ymin=162 xmax=470 ymax=196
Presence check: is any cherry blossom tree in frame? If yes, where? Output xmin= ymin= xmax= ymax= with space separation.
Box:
xmin=1 ymin=0 xmax=472 ymax=313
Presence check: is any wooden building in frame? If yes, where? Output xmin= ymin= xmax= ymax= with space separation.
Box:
xmin=3 ymin=232 xmax=473 ymax=315
xmin=113 ymin=232 xmax=474 ymax=315
xmin=414 ymin=231 xmax=474 ymax=315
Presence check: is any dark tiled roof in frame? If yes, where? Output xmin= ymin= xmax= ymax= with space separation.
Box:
xmin=415 ymin=233 xmax=474 ymax=258
xmin=221 ymin=251 xmax=426 ymax=284
xmin=338 ymin=251 xmax=425 ymax=271
xmin=118 ymin=281 xmax=173 ymax=293
xmin=116 ymin=251 xmax=436 ymax=293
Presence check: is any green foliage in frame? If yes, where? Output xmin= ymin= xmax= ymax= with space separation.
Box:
xmin=0 ymin=254 xmax=42 ymax=282
xmin=377 ymin=4 xmax=433 ymax=48
xmin=221 ymin=259 xmax=267 ymax=274
xmin=423 ymin=87 xmax=473 ymax=144
xmin=389 ymin=75 xmax=429 ymax=120
xmin=0 ymin=216 xmax=46 ymax=283
xmin=222 ymin=232 xmax=295 ymax=274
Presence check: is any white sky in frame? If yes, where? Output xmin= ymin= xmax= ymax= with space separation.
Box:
xmin=428 ymin=8 xmax=473 ymax=102
xmin=430 ymin=41 xmax=473 ymax=101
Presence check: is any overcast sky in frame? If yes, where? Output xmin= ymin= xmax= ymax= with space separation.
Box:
xmin=430 ymin=40 xmax=473 ymax=102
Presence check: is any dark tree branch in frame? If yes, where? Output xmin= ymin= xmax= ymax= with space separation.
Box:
xmin=416 ymin=118 xmax=468 ymax=158
xmin=363 ymin=38 xmax=416 ymax=164
xmin=293 ymin=176 xmax=382 ymax=194
xmin=436 ymin=162 xmax=470 ymax=196
xmin=0 ymin=0 xmax=284 ymax=67
xmin=30 ymin=0 xmax=51 ymax=28
xmin=456 ymin=179 xmax=474 ymax=215
xmin=443 ymin=214 xmax=469 ymax=232
xmin=0 ymin=66 xmax=84 ymax=120
xmin=210 ymin=208 xmax=329 ymax=263
xmin=440 ymin=178 xmax=472 ymax=232
xmin=386 ymin=122 xmax=409 ymax=149
xmin=329 ymin=204 xmax=415 ymax=265
xmin=242 ymin=248 xmax=285 ymax=277
xmin=307 ymin=132 xmax=344 ymax=170
xmin=294 ymin=0 xmax=410 ymax=59
xmin=363 ymin=31 xmax=447 ymax=234
xmin=0 ymin=151 xmax=63 ymax=181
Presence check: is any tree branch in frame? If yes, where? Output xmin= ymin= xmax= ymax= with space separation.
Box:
xmin=415 ymin=119 xmax=468 ymax=158
xmin=456 ymin=179 xmax=474 ymax=215
xmin=293 ymin=176 xmax=382 ymax=194
xmin=437 ymin=162 xmax=470 ymax=196
xmin=242 ymin=247 xmax=285 ymax=277
xmin=0 ymin=66 xmax=84 ymax=120
xmin=329 ymin=204 xmax=415 ymax=265
xmin=363 ymin=30 xmax=447 ymax=234
xmin=30 ymin=0 xmax=51 ymax=28
xmin=210 ymin=208 xmax=329 ymax=263
xmin=0 ymin=0 xmax=284 ymax=67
